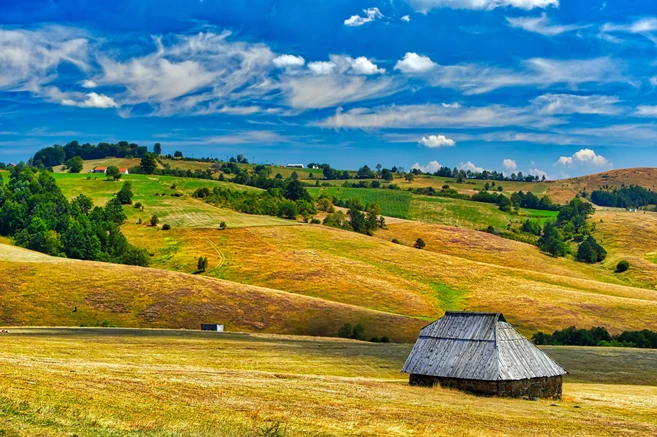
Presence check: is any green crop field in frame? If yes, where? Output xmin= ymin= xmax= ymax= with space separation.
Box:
xmin=409 ymin=195 xmax=511 ymax=229
xmin=308 ymin=187 xmax=413 ymax=218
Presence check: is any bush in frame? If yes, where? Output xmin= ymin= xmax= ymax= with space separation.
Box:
xmin=616 ymin=259 xmax=630 ymax=273
xmin=219 ymin=221 xmax=227 ymax=230
xmin=392 ymin=238 xmax=401 ymax=244
xmin=310 ymin=218 xmax=321 ymax=224
xmin=134 ymin=202 xmax=142 ymax=209
xmin=162 ymin=224 xmax=171 ymax=230
xmin=337 ymin=323 xmax=353 ymax=338
xmin=414 ymin=238 xmax=426 ymax=249
xmin=379 ymin=336 xmax=390 ymax=343
xmin=150 ymin=215 xmax=159 ymax=226
xmin=197 ymin=256 xmax=209 ymax=272
xmin=337 ymin=323 xmax=366 ymax=341
xmin=116 ymin=182 xmax=134 ymax=205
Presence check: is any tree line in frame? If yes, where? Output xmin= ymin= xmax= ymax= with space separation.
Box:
xmin=31 ymin=141 xmax=150 ymax=168
xmin=590 ymin=185 xmax=657 ymax=208
xmin=0 ymin=165 xmax=149 ymax=266
xmin=532 ymin=325 xmax=657 ymax=349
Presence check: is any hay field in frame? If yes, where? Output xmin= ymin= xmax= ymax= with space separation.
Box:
xmin=0 ymin=244 xmax=424 ymax=341
xmin=0 ymin=328 xmax=655 ymax=437
xmin=122 ymin=223 xmax=657 ymax=335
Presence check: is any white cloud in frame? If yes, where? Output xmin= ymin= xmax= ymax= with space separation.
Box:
xmin=401 ymin=15 xmax=411 ymax=22
xmin=554 ymin=148 xmax=610 ymax=168
xmin=273 ymin=54 xmax=305 ymax=68
xmin=528 ymin=168 xmax=547 ymax=179
xmin=61 ymin=92 xmax=118 ymax=108
xmin=81 ymin=79 xmax=97 ymax=88
xmin=502 ymin=159 xmax=517 ymax=171
xmin=602 ymin=18 xmax=657 ymax=43
xmin=394 ymin=52 xmax=438 ymax=73
xmin=349 ymin=57 xmax=385 ymax=75
xmin=442 ymin=102 xmax=461 ymax=108
xmin=531 ymin=93 xmax=622 ymax=115
xmin=411 ymin=160 xmax=442 ymax=173
xmin=426 ymin=57 xmax=624 ymax=95
xmin=418 ymin=134 xmax=456 ymax=147
xmin=0 ymin=26 xmax=89 ymax=93
xmin=635 ymin=105 xmax=657 ymax=117
xmin=459 ymin=161 xmax=485 ymax=173
xmin=308 ymin=61 xmax=336 ymax=75
xmin=406 ymin=0 xmax=559 ymax=13
xmin=307 ymin=56 xmax=384 ymax=76
xmin=344 ymin=7 xmax=384 ymax=27
xmin=507 ymin=13 xmax=585 ymax=36
xmin=281 ymin=75 xmax=397 ymax=109
xmin=318 ymin=103 xmax=557 ymax=129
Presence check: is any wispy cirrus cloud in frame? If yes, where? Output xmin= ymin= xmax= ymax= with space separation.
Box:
xmin=531 ymin=93 xmax=622 ymax=115
xmin=406 ymin=0 xmax=559 ymax=13
xmin=507 ymin=13 xmax=586 ymax=36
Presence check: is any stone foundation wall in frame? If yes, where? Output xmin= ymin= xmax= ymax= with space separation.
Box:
xmin=409 ymin=374 xmax=562 ymax=400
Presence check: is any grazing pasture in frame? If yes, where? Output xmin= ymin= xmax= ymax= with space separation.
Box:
xmin=0 ymin=328 xmax=655 ymax=437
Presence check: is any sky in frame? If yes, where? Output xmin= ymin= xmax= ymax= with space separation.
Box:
xmin=2 ymin=0 xmax=657 ymax=178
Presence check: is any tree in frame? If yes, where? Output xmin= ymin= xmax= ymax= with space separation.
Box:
xmin=106 ymin=166 xmax=121 ymax=180
xmin=66 ymin=156 xmax=83 ymax=173
xmin=116 ymin=182 xmax=134 ymax=205
xmin=356 ymin=165 xmax=375 ymax=179
xmin=104 ymin=198 xmax=127 ymax=225
xmin=150 ymin=215 xmax=159 ymax=226
xmin=173 ymin=151 xmax=183 ymax=158
xmin=375 ymin=163 xmax=382 ymax=178
xmin=140 ymin=153 xmax=157 ymax=174
xmin=405 ymin=173 xmax=414 ymax=183
xmin=278 ymin=201 xmax=298 ymax=219
xmin=284 ymin=179 xmax=311 ymax=202
xmin=538 ymin=222 xmax=566 ymax=257
xmin=381 ymin=168 xmax=393 ymax=182
xmin=219 ymin=221 xmax=227 ymax=230
xmin=616 ymin=260 xmax=630 ymax=272
xmin=291 ymin=171 xmax=299 ymax=180
xmin=414 ymin=238 xmax=426 ymax=249
xmin=153 ymin=143 xmax=162 ymax=156
xmin=577 ymin=241 xmax=596 ymax=263
xmin=197 ymin=256 xmax=209 ymax=272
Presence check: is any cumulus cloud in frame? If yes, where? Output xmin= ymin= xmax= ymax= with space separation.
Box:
xmin=459 ymin=161 xmax=485 ymax=173
xmin=401 ymin=15 xmax=411 ymax=22
xmin=61 ymin=92 xmax=118 ymax=108
xmin=411 ymin=160 xmax=442 ymax=173
xmin=307 ymin=56 xmax=384 ymax=76
xmin=394 ymin=52 xmax=438 ymax=73
xmin=0 ymin=26 xmax=89 ymax=93
xmin=502 ymin=159 xmax=517 ymax=171
xmin=406 ymin=0 xmax=559 ymax=13
xmin=419 ymin=134 xmax=456 ymax=147
xmin=349 ymin=57 xmax=385 ymax=75
xmin=532 ymin=93 xmax=621 ymax=115
xmin=273 ymin=54 xmax=305 ymax=68
xmin=308 ymin=61 xmax=336 ymax=75
xmin=344 ymin=7 xmax=383 ymax=27
xmin=528 ymin=168 xmax=547 ymax=179
xmin=507 ymin=13 xmax=585 ymax=36
xmin=81 ymin=79 xmax=97 ymax=88
xmin=554 ymin=148 xmax=611 ymax=167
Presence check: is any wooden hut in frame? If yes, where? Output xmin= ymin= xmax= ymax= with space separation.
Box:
xmin=402 ymin=312 xmax=567 ymax=399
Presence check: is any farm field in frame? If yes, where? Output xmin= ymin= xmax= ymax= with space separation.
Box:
xmin=308 ymin=186 xmax=413 ymax=218
xmin=0 ymin=328 xmax=655 ymax=437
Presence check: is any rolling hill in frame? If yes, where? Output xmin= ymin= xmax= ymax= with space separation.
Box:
xmin=0 ymin=244 xmax=425 ymax=342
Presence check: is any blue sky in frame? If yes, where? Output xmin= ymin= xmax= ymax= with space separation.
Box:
xmin=2 ymin=0 xmax=657 ymax=178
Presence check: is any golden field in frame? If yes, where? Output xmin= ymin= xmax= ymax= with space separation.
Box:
xmin=0 ymin=328 xmax=655 ymax=437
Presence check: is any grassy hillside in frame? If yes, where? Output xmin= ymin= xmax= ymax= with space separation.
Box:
xmin=0 ymin=328 xmax=655 ymax=436
xmin=121 ymin=222 xmax=657 ymax=335
xmin=0 ymin=244 xmax=425 ymax=341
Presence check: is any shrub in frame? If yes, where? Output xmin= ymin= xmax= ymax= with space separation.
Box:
xmin=137 ymin=218 xmax=142 ymax=224
xmin=150 ymin=215 xmax=159 ymax=226
xmin=337 ymin=323 xmax=353 ymax=338
xmin=414 ymin=238 xmax=426 ymax=249
xmin=134 ymin=201 xmax=142 ymax=209
xmin=100 ymin=319 xmax=115 ymax=328
xmin=162 ymin=224 xmax=171 ymax=230
xmin=219 ymin=221 xmax=227 ymax=230
xmin=616 ymin=260 xmax=630 ymax=273
xmin=379 ymin=336 xmax=390 ymax=343
xmin=310 ymin=218 xmax=321 ymax=224
xmin=392 ymin=238 xmax=401 ymax=244
xmin=370 ymin=337 xmax=380 ymax=343
xmin=116 ymin=182 xmax=134 ymax=205
xmin=170 ymin=183 xmax=176 ymax=189
xmin=197 ymin=256 xmax=209 ymax=272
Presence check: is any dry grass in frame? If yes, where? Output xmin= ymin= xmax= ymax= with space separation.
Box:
xmin=122 ymin=222 xmax=657 ymax=335
xmin=0 ymin=244 xmax=425 ymax=342
xmin=0 ymin=329 xmax=655 ymax=437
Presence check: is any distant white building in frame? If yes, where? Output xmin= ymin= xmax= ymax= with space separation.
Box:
xmin=287 ymin=164 xmax=305 ymax=169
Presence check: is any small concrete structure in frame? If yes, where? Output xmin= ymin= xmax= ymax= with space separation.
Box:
xmin=201 ymin=324 xmax=224 ymax=332
xmin=402 ymin=312 xmax=567 ymax=399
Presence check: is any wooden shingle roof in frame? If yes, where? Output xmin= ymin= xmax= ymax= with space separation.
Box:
xmin=401 ymin=312 xmax=567 ymax=381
